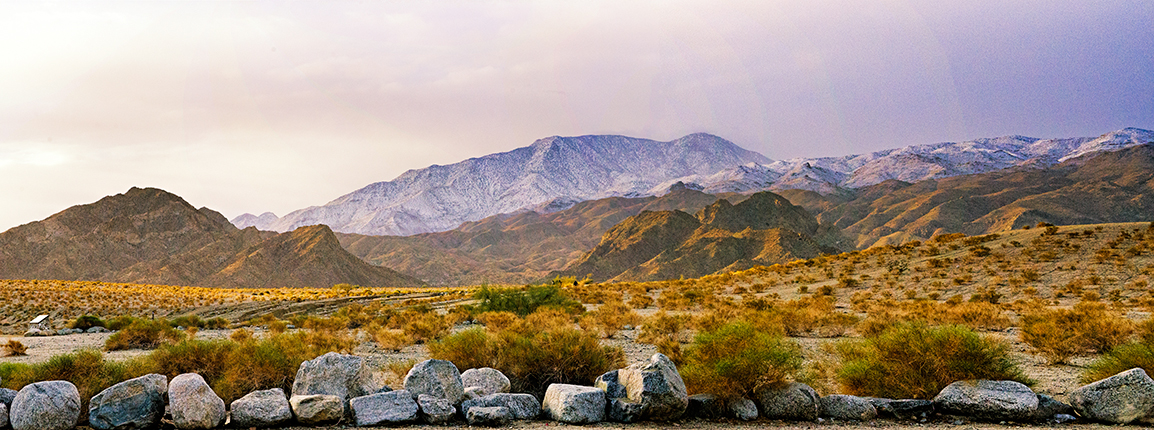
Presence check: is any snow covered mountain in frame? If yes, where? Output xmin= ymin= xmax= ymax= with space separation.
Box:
xmin=234 ymin=128 xmax=1154 ymax=236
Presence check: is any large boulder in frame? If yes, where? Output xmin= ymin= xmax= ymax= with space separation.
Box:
xmin=0 ymin=387 xmax=18 ymax=409
xmin=460 ymin=393 xmax=541 ymax=420
xmin=618 ymin=353 xmax=688 ymax=421
xmin=1070 ymin=367 xmax=1154 ymax=424
xmin=350 ymin=390 xmax=419 ymax=426
xmin=870 ymin=398 xmax=934 ymax=420
xmin=0 ymin=403 xmax=7 ymax=429
xmin=686 ymin=394 xmax=724 ymax=419
xmin=1034 ymin=394 xmax=1075 ymax=422
xmin=466 ymin=406 xmax=514 ymax=427
xmin=594 ymin=370 xmax=627 ymax=399
xmin=291 ymin=352 xmax=378 ymax=411
xmin=933 ymin=380 xmax=1038 ymax=421
xmin=756 ymin=382 xmax=819 ymax=421
xmin=820 ymin=394 xmax=877 ymax=421
xmin=229 ymin=388 xmax=292 ymax=428
xmin=542 ymin=384 xmax=606 ymax=424
xmin=11 ymin=380 xmax=82 ymax=430
xmin=460 ymin=368 xmax=510 ymax=396
xmin=88 ymin=374 xmax=167 ymax=430
xmin=289 ymin=394 xmax=343 ymax=425
xmin=418 ymin=394 xmax=457 ymax=424
xmin=729 ymin=398 xmax=758 ymax=421
xmin=168 ymin=373 xmax=226 ymax=430
xmin=404 ymin=359 xmax=464 ymax=405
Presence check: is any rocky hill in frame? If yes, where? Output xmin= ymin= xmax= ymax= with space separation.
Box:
xmin=561 ymin=191 xmax=838 ymax=282
xmin=0 ymin=188 xmax=420 ymax=288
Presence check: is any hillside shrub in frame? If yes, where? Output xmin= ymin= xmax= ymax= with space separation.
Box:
xmin=105 ymin=319 xmax=185 ymax=351
xmin=1020 ymin=302 xmax=1134 ymax=364
xmin=581 ymin=300 xmax=641 ymax=338
xmin=70 ymin=315 xmax=106 ymax=330
xmin=837 ymin=322 xmax=1032 ymax=399
xmin=1083 ymin=342 xmax=1154 ymax=383
xmin=473 ymin=284 xmax=584 ymax=316
xmin=681 ymin=321 xmax=803 ymax=400
xmin=2 ymin=340 xmax=27 ymax=357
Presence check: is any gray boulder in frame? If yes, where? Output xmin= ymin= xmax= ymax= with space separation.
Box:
xmin=418 ymin=394 xmax=456 ymax=424
xmin=291 ymin=352 xmax=377 ymax=411
xmin=618 ymin=353 xmax=688 ymax=420
xmin=0 ymin=403 xmax=7 ymax=429
xmin=686 ymin=394 xmax=724 ymax=419
xmin=756 ymin=382 xmax=819 ymax=421
xmin=607 ymin=398 xmax=644 ymax=423
xmin=404 ymin=359 xmax=464 ymax=405
xmin=88 ymin=374 xmax=167 ymax=430
xmin=168 ymin=373 xmax=225 ymax=430
xmin=0 ymin=387 xmax=17 ymax=409
xmin=22 ymin=329 xmax=46 ymax=337
xmin=466 ymin=406 xmax=513 ymax=427
xmin=460 ymin=368 xmax=510 ymax=396
xmin=11 ymin=380 xmax=81 ymax=430
xmin=869 ymin=398 xmax=934 ymax=420
xmin=350 ymin=390 xmax=419 ymax=426
xmin=729 ymin=398 xmax=758 ymax=421
xmin=820 ymin=394 xmax=877 ymax=421
xmin=594 ymin=370 xmax=627 ymax=399
xmin=934 ymin=380 xmax=1038 ymax=421
xmin=463 ymin=386 xmax=486 ymax=401
xmin=542 ymin=384 xmax=605 ymax=424
xmin=289 ymin=394 xmax=343 ymax=425
xmin=86 ymin=326 xmax=111 ymax=333
xmin=229 ymin=388 xmax=292 ymax=428
xmin=460 ymin=393 xmax=541 ymax=420
xmin=1070 ymin=367 xmax=1154 ymax=424
xmin=1034 ymin=394 xmax=1074 ymax=422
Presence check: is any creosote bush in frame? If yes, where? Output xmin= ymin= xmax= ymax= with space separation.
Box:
xmin=681 ymin=321 xmax=803 ymax=401
xmin=473 ymin=283 xmax=584 ymax=317
xmin=105 ymin=318 xmax=186 ymax=351
xmin=837 ymin=322 xmax=1032 ymax=399
xmin=1020 ymin=301 xmax=1135 ymax=364
xmin=69 ymin=315 xmax=106 ymax=330
xmin=1083 ymin=342 xmax=1154 ymax=383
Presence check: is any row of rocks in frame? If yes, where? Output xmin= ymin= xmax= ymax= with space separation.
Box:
xmin=23 ymin=326 xmax=110 ymax=336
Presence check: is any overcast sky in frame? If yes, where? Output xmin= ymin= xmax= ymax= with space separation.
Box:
xmin=2 ymin=1 xmax=1152 ymax=231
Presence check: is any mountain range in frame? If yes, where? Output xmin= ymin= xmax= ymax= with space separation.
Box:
xmin=234 ymin=128 xmax=1154 ymax=236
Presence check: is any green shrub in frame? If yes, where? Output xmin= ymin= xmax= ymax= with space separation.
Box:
xmin=70 ymin=315 xmax=106 ymax=330
xmin=837 ymin=322 xmax=1033 ymax=399
xmin=0 ymin=349 xmax=145 ymax=413
xmin=681 ymin=321 xmax=803 ymax=400
xmin=169 ymin=315 xmax=230 ymax=330
xmin=1083 ymin=342 xmax=1154 ymax=383
xmin=473 ymin=284 xmax=584 ymax=317
xmin=105 ymin=319 xmax=185 ymax=351
xmin=105 ymin=315 xmax=142 ymax=331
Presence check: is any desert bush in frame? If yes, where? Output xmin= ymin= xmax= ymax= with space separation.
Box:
xmin=476 ymin=311 xmax=520 ymax=331
xmin=940 ymin=302 xmax=1012 ymax=331
xmin=1083 ymin=342 xmax=1154 ymax=383
xmin=473 ymin=284 xmax=583 ymax=316
xmin=402 ymin=312 xmax=452 ymax=343
xmin=1020 ymin=302 xmax=1134 ymax=364
xmin=70 ymin=315 xmax=106 ymax=330
xmin=2 ymin=340 xmax=27 ymax=356
xmin=369 ymin=325 xmax=411 ymax=352
xmin=105 ymin=315 xmax=142 ymax=331
xmin=581 ymin=301 xmax=641 ymax=338
xmin=638 ymin=311 xmax=688 ymax=345
xmin=105 ymin=319 xmax=186 ymax=351
xmin=427 ymin=327 xmax=495 ymax=371
xmin=837 ymin=322 xmax=1032 ymax=399
xmin=681 ymin=321 xmax=803 ymax=400
xmin=0 ymin=349 xmax=145 ymax=413
xmin=168 ymin=315 xmax=228 ymax=330
xmin=627 ymin=293 xmax=654 ymax=309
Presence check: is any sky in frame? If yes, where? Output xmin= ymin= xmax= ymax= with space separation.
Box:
xmin=1 ymin=1 xmax=1152 ymax=231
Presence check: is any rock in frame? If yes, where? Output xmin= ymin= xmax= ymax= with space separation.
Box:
xmin=1034 ymin=393 xmax=1074 ymax=422
xmin=0 ymin=388 xmax=20 ymax=410
xmin=870 ymin=398 xmax=934 ymax=420
xmin=820 ymin=394 xmax=877 ymax=421
xmin=418 ymin=394 xmax=456 ymax=424
xmin=22 ymin=329 xmax=45 ymax=337
xmin=88 ymin=374 xmax=167 ymax=430
xmin=1070 ymin=367 xmax=1154 ymax=424
xmin=686 ymin=394 xmax=724 ymax=419
xmin=463 ymin=386 xmax=486 ymax=401
xmin=291 ymin=352 xmax=377 ymax=411
xmin=608 ymin=397 xmax=644 ymax=423
xmin=595 ymin=370 xmax=627 ymax=399
xmin=0 ymin=403 xmax=7 ymax=429
xmin=11 ymin=380 xmax=82 ymax=430
xmin=404 ymin=359 xmax=464 ymax=405
xmin=542 ymin=384 xmax=606 ymax=424
xmin=1053 ymin=413 xmax=1077 ymax=423
xmin=729 ymin=398 xmax=758 ymax=421
xmin=350 ymin=390 xmax=419 ymax=426
xmin=289 ymin=394 xmax=344 ymax=425
xmin=168 ymin=373 xmax=226 ymax=430
xmin=460 ymin=393 xmax=541 ymax=420
xmin=460 ymin=368 xmax=510 ymax=396
xmin=86 ymin=326 xmax=111 ymax=333
xmin=466 ymin=406 xmax=514 ymax=427
xmin=229 ymin=388 xmax=292 ymax=428
xmin=618 ymin=353 xmax=688 ymax=420
xmin=933 ymin=380 xmax=1038 ymax=422
xmin=756 ymin=382 xmax=819 ymax=421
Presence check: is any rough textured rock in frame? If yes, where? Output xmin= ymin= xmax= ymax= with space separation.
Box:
xmin=466 ymin=406 xmax=514 ymax=427
xmin=86 ymin=326 xmax=111 ymax=333
xmin=542 ymin=384 xmax=606 ymax=424
xmin=870 ymin=398 xmax=934 ymax=420
xmin=418 ymin=394 xmax=456 ymax=424
xmin=687 ymin=394 xmax=724 ymax=419
xmin=0 ymin=403 xmax=7 ymax=429
xmin=11 ymin=380 xmax=82 ymax=430
xmin=88 ymin=374 xmax=167 ymax=430
xmin=350 ymin=390 xmax=419 ymax=426
xmin=1034 ymin=394 xmax=1075 ymax=422
xmin=291 ymin=352 xmax=377 ymax=410
xmin=229 ymin=388 xmax=292 ymax=428
xmin=820 ymin=394 xmax=878 ymax=421
xmin=460 ymin=368 xmax=510 ymax=396
xmin=729 ymin=398 xmax=758 ymax=421
xmin=460 ymin=393 xmax=541 ymax=420
xmin=607 ymin=398 xmax=644 ymax=423
xmin=463 ymin=386 xmax=486 ymax=401
xmin=404 ymin=359 xmax=464 ymax=405
xmin=168 ymin=373 xmax=225 ymax=430
xmin=289 ymin=394 xmax=344 ymax=425
xmin=934 ymin=380 xmax=1039 ymax=421
xmin=1070 ymin=368 xmax=1154 ymax=424
xmin=595 ymin=370 xmax=627 ymax=399
xmin=0 ymin=387 xmax=17 ymax=409
xmin=618 ymin=353 xmax=688 ymax=420
xmin=756 ymin=382 xmax=819 ymax=421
